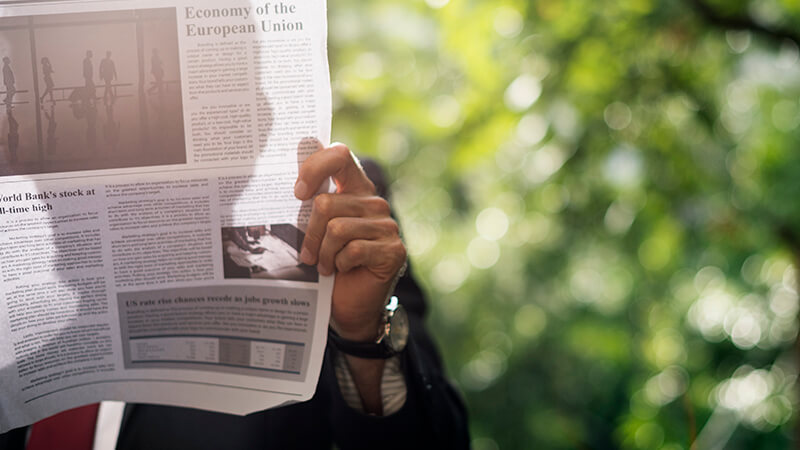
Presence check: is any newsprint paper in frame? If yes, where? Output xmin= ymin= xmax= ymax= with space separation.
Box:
xmin=0 ymin=0 xmax=333 ymax=432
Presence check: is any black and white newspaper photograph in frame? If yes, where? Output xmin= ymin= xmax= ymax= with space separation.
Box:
xmin=0 ymin=7 xmax=185 ymax=176
xmin=221 ymin=224 xmax=318 ymax=282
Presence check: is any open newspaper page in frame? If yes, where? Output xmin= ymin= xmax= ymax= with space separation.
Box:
xmin=0 ymin=0 xmax=332 ymax=432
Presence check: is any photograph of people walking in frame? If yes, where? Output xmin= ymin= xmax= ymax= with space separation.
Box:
xmin=0 ymin=7 xmax=185 ymax=176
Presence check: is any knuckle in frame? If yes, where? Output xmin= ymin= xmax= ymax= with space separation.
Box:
xmin=334 ymin=256 xmax=349 ymax=273
xmin=392 ymin=240 xmax=407 ymax=263
xmin=375 ymin=217 xmax=399 ymax=236
xmin=385 ymin=219 xmax=400 ymax=236
xmin=313 ymin=194 xmax=334 ymax=216
xmin=326 ymin=218 xmax=346 ymax=238
xmin=367 ymin=197 xmax=391 ymax=216
xmin=346 ymin=241 xmax=365 ymax=260
xmin=331 ymin=144 xmax=351 ymax=162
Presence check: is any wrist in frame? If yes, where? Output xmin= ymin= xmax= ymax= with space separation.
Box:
xmin=330 ymin=291 xmax=387 ymax=343
xmin=331 ymin=262 xmax=407 ymax=342
xmin=329 ymin=296 xmax=408 ymax=359
xmin=330 ymin=313 xmax=382 ymax=343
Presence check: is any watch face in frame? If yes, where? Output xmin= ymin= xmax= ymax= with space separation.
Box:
xmin=388 ymin=305 xmax=409 ymax=352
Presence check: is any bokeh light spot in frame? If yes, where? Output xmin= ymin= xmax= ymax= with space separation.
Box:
xmin=604 ymin=201 xmax=636 ymax=235
xmin=432 ymin=256 xmax=470 ymax=292
xmin=476 ymin=207 xmax=510 ymax=241
xmin=603 ymin=101 xmax=632 ymax=130
xmin=429 ymin=95 xmax=462 ymax=128
xmin=771 ymin=100 xmax=800 ymax=131
xmin=524 ymin=144 xmax=567 ymax=185
xmin=425 ymin=0 xmax=449 ymax=9
xmin=467 ymin=238 xmax=501 ymax=269
xmin=517 ymin=113 xmax=548 ymax=145
xmin=504 ymin=74 xmax=542 ymax=112
xmin=354 ymin=52 xmax=384 ymax=80
xmin=493 ymin=6 xmax=523 ymax=38
xmin=604 ymin=146 xmax=643 ymax=189
xmin=514 ymin=304 xmax=547 ymax=339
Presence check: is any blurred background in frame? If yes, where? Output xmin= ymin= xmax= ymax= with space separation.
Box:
xmin=327 ymin=0 xmax=800 ymax=448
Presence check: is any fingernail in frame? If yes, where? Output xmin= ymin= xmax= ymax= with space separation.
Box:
xmin=294 ymin=180 xmax=308 ymax=199
xmin=300 ymin=247 xmax=313 ymax=264
xmin=318 ymin=263 xmax=330 ymax=275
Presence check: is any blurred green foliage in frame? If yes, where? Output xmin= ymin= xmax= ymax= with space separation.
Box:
xmin=328 ymin=0 xmax=800 ymax=448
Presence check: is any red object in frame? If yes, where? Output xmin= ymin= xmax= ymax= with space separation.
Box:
xmin=26 ymin=403 xmax=100 ymax=450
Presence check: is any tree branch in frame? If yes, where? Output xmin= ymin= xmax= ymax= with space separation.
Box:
xmin=686 ymin=0 xmax=800 ymax=47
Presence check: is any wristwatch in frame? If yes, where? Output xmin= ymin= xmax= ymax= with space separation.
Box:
xmin=328 ymin=296 xmax=409 ymax=359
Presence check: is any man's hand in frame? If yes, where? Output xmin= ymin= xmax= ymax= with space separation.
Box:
xmin=294 ymin=142 xmax=406 ymax=414
xmin=295 ymin=142 xmax=406 ymax=342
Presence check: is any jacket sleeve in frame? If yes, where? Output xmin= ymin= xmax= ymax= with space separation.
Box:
xmin=0 ymin=426 xmax=26 ymax=450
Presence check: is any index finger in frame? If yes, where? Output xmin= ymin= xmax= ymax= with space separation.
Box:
xmin=294 ymin=142 xmax=375 ymax=200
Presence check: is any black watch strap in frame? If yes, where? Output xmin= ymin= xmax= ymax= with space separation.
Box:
xmin=328 ymin=328 xmax=397 ymax=359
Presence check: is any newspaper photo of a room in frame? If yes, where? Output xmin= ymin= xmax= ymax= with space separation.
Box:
xmin=221 ymin=224 xmax=318 ymax=282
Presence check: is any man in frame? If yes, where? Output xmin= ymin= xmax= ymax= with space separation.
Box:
xmin=7 ymin=109 xmax=18 ymax=163
xmin=0 ymin=143 xmax=469 ymax=449
xmin=147 ymin=49 xmax=164 ymax=95
xmin=83 ymin=50 xmax=95 ymax=104
xmin=99 ymin=51 xmax=117 ymax=104
xmin=2 ymin=57 xmax=15 ymax=107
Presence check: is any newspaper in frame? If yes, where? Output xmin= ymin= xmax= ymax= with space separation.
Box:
xmin=0 ymin=0 xmax=332 ymax=432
